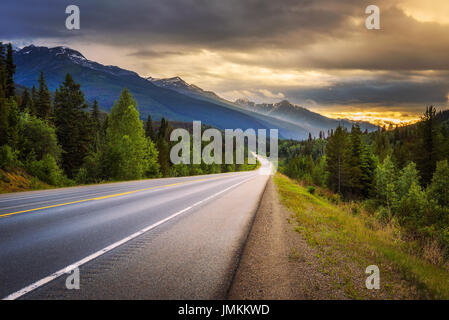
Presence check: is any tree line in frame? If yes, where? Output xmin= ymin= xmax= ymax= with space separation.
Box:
xmin=0 ymin=42 xmax=256 ymax=188
xmin=280 ymin=108 xmax=449 ymax=252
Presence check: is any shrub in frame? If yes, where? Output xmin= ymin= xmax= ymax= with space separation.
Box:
xmin=74 ymin=167 xmax=89 ymax=184
xmin=0 ymin=145 xmax=15 ymax=169
xmin=307 ymin=186 xmax=316 ymax=194
xmin=26 ymin=154 xmax=65 ymax=186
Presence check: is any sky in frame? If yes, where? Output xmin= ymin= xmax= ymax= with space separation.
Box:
xmin=1 ymin=0 xmax=449 ymax=126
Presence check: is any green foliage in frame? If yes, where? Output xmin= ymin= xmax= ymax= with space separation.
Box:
xmin=54 ymin=74 xmax=92 ymax=177
xmin=18 ymin=113 xmax=61 ymax=162
xmin=35 ymin=72 xmax=52 ymax=120
xmin=0 ymin=145 xmax=16 ymax=169
xmin=428 ymin=160 xmax=449 ymax=208
xmin=5 ymin=43 xmax=15 ymax=98
xmin=103 ymin=88 xmax=156 ymax=180
xmin=415 ymin=106 xmax=443 ymax=186
xmin=26 ymin=154 xmax=66 ymax=186
xmin=307 ymin=185 xmax=316 ymax=194
xmin=326 ymin=126 xmax=351 ymax=194
xmin=145 ymin=114 xmax=156 ymax=141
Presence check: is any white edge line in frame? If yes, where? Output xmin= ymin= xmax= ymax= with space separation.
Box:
xmin=2 ymin=174 xmax=257 ymax=300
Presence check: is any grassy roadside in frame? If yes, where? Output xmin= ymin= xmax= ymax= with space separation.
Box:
xmin=0 ymin=168 xmax=52 ymax=194
xmin=274 ymin=172 xmax=449 ymax=299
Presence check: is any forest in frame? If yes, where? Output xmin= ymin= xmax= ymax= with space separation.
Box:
xmin=0 ymin=42 xmax=256 ymax=191
xmin=279 ymin=107 xmax=449 ymax=259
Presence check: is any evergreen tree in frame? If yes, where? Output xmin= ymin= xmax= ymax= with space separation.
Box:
xmin=360 ymin=143 xmax=376 ymax=198
xmin=157 ymin=137 xmax=170 ymax=177
xmin=5 ymin=44 xmax=15 ymax=98
xmin=348 ymin=124 xmax=363 ymax=196
xmin=91 ymin=99 xmax=101 ymax=152
xmin=415 ymin=106 xmax=443 ymax=186
xmin=158 ymin=117 xmax=168 ymax=141
xmin=145 ymin=114 xmax=156 ymax=141
xmin=35 ymin=72 xmax=52 ymax=120
xmin=54 ymin=74 xmax=92 ymax=177
xmin=31 ymin=85 xmax=38 ymax=111
xmin=103 ymin=88 xmax=156 ymax=180
xmin=19 ymin=88 xmax=33 ymax=113
xmin=325 ymin=126 xmax=349 ymax=194
xmin=0 ymin=43 xmax=6 ymax=99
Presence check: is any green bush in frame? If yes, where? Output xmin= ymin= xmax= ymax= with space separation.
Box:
xmin=0 ymin=145 xmax=15 ymax=169
xmin=26 ymin=154 xmax=65 ymax=186
xmin=74 ymin=167 xmax=89 ymax=185
xmin=307 ymin=185 xmax=316 ymax=194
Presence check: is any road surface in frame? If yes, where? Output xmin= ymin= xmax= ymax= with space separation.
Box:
xmin=0 ymin=158 xmax=271 ymax=299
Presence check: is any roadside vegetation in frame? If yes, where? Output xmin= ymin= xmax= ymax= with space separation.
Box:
xmin=0 ymin=42 xmax=257 ymax=193
xmin=279 ymin=106 xmax=449 ymax=277
xmin=275 ymin=173 xmax=449 ymax=299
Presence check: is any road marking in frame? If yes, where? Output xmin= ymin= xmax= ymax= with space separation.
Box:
xmin=0 ymin=175 xmax=243 ymax=218
xmin=2 ymin=174 xmax=257 ymax=300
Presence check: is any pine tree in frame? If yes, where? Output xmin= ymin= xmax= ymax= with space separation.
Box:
xmin=158 ymin=117 xmax=168 ymax=141
xmin=415 ymin=106 xmax=442 ymax=186
xmin=348 ymin=124 xmax=363 ymax=196
xmin=360 ymin=143 xmax=376 ymax=198
xmin=19 ymin=88 xmax=33 ymax=112
xmin=145 ymin=114 xmax=156 ymax=141
xmin=54 ymin=74 xmax=92 ymax=177
xmin=5 ymin=44 xmax=15 ymax=98
xmin=91 ymin=99 xmax=101 ymax=152
xmin=157 ymin=137 xmax=170 ymax=177
xmin=325 ymin=126 xmax=350 ymax=194
xmin=0 ymin=42 xmax=6 ymax=99
xmin=35 ymin=72 xmax=52 ymax=120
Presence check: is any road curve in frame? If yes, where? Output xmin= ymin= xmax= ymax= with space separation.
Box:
xmin=0 ymin=158 xmax=271 ymax=299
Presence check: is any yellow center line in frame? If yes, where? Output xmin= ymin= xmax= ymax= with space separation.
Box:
xmin=0 ymin=174 xmax=239 ymax=218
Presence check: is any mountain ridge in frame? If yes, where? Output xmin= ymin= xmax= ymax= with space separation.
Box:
xmin=13 ymin=45 xmax=377 ymax=140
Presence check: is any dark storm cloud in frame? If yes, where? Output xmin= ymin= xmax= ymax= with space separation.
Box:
xmin=2 ymin=0 xmax=449 ymax=111
xmin=284 ymin=74 xmax=449 ymax=111
xmin=3 ymin=0 xmax=449 ymax=70
xmin=0 ymin=0 xmax=366 ymax=46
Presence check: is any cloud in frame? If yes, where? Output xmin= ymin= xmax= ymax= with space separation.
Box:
xmin=2 ymin=0 xmax=449 ymax=118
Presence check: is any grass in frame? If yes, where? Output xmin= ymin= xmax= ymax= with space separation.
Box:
xmin=274 ymin=172 xmax=449 ymax=299
xmin=0 ymin=168 xmax=52 ymax=194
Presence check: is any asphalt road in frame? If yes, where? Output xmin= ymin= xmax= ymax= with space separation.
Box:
xmin=0 ymin=158 xmax=271 ymax=299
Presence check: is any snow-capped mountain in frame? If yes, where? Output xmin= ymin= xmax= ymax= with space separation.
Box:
xmin=13 ymin=45 xmax=316 ymax=139
xmin=146 ymin=76 xmax=224 ymax=102
xmin=234 ymin=99 xmax=378 ymax=133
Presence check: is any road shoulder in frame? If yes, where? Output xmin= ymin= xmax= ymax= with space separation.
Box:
xmin=228 ymin=177 xmax=347 ymax=299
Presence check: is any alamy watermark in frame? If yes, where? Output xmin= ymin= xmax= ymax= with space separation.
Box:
xmin=365 ymin=265 xmax=380 ymax=290
xmin=170 ymin=121 xmax=278 ymax=170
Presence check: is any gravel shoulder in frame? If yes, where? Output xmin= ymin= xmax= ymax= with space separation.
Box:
xmin=228 ymin=177 xmax=346 ymax=299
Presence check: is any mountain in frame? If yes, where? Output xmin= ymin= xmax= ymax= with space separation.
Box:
xmin=147 ymin=76 xmax=223 ymax=101
xmin=147 ymin=76 xmax=378 ymax=135
xmin=12 ymin=45 xmax=377 ymax=140
xmin=234 ymin=99 xmax=378 ymax=134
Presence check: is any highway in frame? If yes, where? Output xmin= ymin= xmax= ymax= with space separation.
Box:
xmin=0 ymin=158 xmax=271 ymax=299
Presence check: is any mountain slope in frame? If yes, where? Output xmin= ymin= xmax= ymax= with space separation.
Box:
xmin=147 ymin=75 xmax=378 ymax=135
xmin=234 ymin=99 xmax=378 ymax=134
xmin=14 ymin=45 xmax=314 ymax=139
xmin=13 ymin=45 xmax=376 ymax=140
